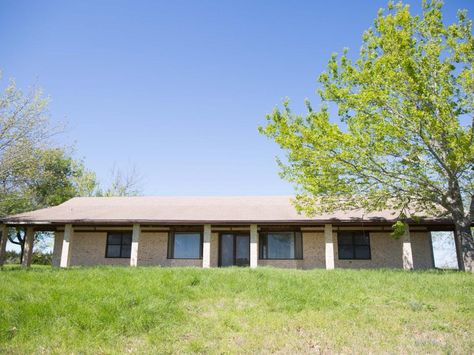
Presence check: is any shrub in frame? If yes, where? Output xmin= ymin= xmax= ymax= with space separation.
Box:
xmin=3 ymin=251 xmax=52 ymax=265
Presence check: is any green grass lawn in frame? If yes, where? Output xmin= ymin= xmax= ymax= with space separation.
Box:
xmin=0 ymin=266 xmax=473 ymax=354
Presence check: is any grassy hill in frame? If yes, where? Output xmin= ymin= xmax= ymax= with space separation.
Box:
xmin=0 ymin=266 xmax=473 ymax=354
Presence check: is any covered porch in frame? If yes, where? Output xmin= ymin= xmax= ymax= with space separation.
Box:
xmin=0 ymin=222 xmax=441 ymax=270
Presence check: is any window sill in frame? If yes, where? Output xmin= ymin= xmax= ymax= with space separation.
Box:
xmin=167 ymin=258 xmax=203 ymax=260
xmin=259 ymin=258 xmax=304 ymax=261
xmin=338 ymin=258 xmax=372 ymax=261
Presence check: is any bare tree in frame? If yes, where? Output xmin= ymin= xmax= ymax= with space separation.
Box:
xmin=97 ymin=164 xmax=142 ymax=197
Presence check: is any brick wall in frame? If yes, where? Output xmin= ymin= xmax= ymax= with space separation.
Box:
xmin=51 ymin=228 xmax=434 ymax=269
xmin=411 ymin=232 xmax=435 ymax=269
xmin=333 ymin=231 xmax=433 ymax=269
xmin=257 ymin=232 xmax=325 ymax=269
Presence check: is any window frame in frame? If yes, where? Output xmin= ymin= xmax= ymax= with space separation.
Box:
xmin=258 ymin=231 xmax=303 ymax=260
xmin=337 ymin=231 xmax=371 ymax=260
xmin=167 ymin=229 xmax=203 ymax=260
xmin=105 ymin=231 xmax=132 ymax=258
xmin=218 ymin=232 xmax=251 ymax=267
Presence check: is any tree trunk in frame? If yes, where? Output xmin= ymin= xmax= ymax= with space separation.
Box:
xmin=7 ymin=228 xmax=26 ymax=265
xmin=447 ymin=179 xmax=474 ymax=272
xmin=453 ymin=217 xmax=474 ymax=272
xmin=19 ymin=240 xmax=25 ymax=265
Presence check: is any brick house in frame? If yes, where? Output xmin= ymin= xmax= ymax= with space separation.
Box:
xmin=0 ymin=196 xmax=453 ymax=269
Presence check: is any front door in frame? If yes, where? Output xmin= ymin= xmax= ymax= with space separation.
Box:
xmin=219 ymin=233 xmax=250 ymax=267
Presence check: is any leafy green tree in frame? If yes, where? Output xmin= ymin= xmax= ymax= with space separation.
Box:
xmin=260 ymin=1 xmax=474 ymax=270
xmin=4 ymin=148 xmax=99 ymax=262
xmin=0 ymin=148 xmax=98 ymax=216
xmin=28 ymin=149 xmax=99 ymax=207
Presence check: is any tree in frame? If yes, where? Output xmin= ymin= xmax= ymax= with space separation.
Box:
xmin=97 ymin=165 xmax=142 ymax=197
xmin=5 ymin=148 xmax=99 ymax=262
xmin=0 ymin=76 xmax=55 ymax=206
xmin=0 ymin=148 xmax=98 ymax=215
xmin=0 ymin=73 xmax=101 ymax=263
xmin=0 ymin=73 xmax=143 ymax=264
xmin=259 ymin=1 xmax=474 ymax=271
xmin=4 ymin=151 xmax=143 ymax=263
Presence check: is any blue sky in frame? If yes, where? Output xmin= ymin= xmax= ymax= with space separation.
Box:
xmin=1 ymin=0 xmax=472 ymax=196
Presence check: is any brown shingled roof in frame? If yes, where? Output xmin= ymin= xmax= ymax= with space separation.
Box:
xmin=2 ymin=196 xmax=450 ymax=225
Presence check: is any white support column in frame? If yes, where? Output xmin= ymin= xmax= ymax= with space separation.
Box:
xmin=250 ymin=224 xmax=258 ymax=268
xmin=202 ymin=224 xmax=211 ymax=268
xmin=22 ymin=226 xmax=35 ymax=268
xmin=402 ymin=224 xmax=414 ymax=270
xmin=130 ymin=224 xmax=141 ymax=267
xmin=325 ymin=224 xmax=335 ymax=270
xmin=0 ymin=224 xmax=8 ymax=267
xmin=60 ymin=224 xmax=74 ymax=268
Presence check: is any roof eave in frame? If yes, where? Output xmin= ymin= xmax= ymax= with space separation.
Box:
xmin=1 ymin=217 xmax=455 ymax=226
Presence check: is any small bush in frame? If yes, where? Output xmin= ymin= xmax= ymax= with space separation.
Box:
xmin=3 ymin=251 xmax=52 ymax=265
xmin=32 ymin=252 xmax=52 ymax=265
xmin=4 ymin=251 xmax=20 ymax=264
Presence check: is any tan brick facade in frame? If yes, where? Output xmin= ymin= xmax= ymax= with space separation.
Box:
xmin=51 ymin=227 xmax=434 ymax=269
xmin=53 ymin=230 xmax=201 ymax=267
xmin=335 ymin=232 xmax=403 ymax=269
xmin=258 ymin=232 xmax=326 ymax=269
xmin=333 ymin=231 xmax=434 ymax=269
xmin=411 ymin=232 xmax=435 ymax=269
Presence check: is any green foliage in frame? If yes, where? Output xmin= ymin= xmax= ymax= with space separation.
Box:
xmin=0 ymin=267 xmax=472 ymax=353
xmin=28 ymin=149 xmax=90 ymax=208
xmin=31 ymin=252 xmax=52 ymax=265
xmin=3 ymin=251 xmax=20 ymax=264
xmin=391 ymin=220 xmax=407 ymax=239
xmin=71 ymin=161 xmax=99 ymax=197
xmin=0 ymin=74 xmax=100 ymax=217
xmin=259 ymin=1 xmax=474 ymax=261
xmin=0 ymin=148 xmax=98 ymax=217
xmin=4 ymin=251 xmax=52 ymax=265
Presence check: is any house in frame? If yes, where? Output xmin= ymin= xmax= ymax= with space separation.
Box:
xmin=0 ymin=196 xmax=453 ymax=269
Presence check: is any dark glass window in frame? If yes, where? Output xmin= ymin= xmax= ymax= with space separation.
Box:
xmin=168 ymin=232 xmax=202 ymax=259
xmin=337 ymin=231 xmax=371 ymax=260
xmin=259 ymin=232 xmax=303 ymax=259
xmin=106 ymin=232 xmax=132 ymax=258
